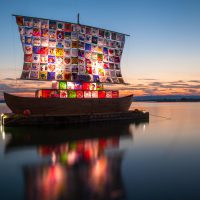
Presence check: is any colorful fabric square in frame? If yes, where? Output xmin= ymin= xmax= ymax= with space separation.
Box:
xmin=56 ymin=71 xmax=64 ymax=80
xmin=16 ymin=16 xmax=23 ymax=26
xmin=41 ymin=20 xmax=49 ymax=29
xmin=42 ymin=90 xmax=51 ymax=98
xmin=91 ymin=91 xmax=98 ymax=98
xmin=39 ymin=71 xmax=47 ymax=80
xmin=30 ymin=71 xmax=39 ymax=79
xmin=98 ymin=91 xmax=106 ymax=98
xmin=33 ymin=46 xmax=40 ymax=54
xmin=68 ymin=90 xmax=76 ymax=98
xmin=33 ymin=19 xmax=41 ymax=28
xmin=78 ymin=74 xmax=91 ymax=82
xmin=41 ymin=38 xmax=48 ymax=47
xmin=82 ymin=82 xmax=90 ymax=90
xmin=60 ymin=90 xmax=68 ymax=98
xmin=79 ymin=41 xmax=84 ymax=49
xmin=90 ymin=83 xmax=96 ymax=90
xmin=24 ymin=54 xmax=32 ymax=62
xmin=64 ymin=72 xmax=71 ymax=81
xmin=78 ymin=50 xmax=84 ymax=58
xmin=52 ymin=81 xmax=58 ymax=89
xmin=92 ymin=36 xmax=98 ymax=44
xmin=67 ymin=82 xmax=75 ymax=90
xmin=24 ymin=45 xmax=32 ymax=54
xmin=65 ymin=23 xmax=72 ymax=32
xmin=24 ymin=17 xmax=33 ymax=27
xmin=106 ymin=91 xmax=112 ymax=98
xmin=76 ymin=90 xmax=83 ymax=98
xmin=74 ymin=82 xmax=82 ymax=90
xmin=40 ymin=47 xmax=48 ymax=55
xmin=57 ymin=31 xmax=64 ymax=39
xmin=64 ymin=57 xmax=71 ymax=65
xmin=85 ymin=43 xmax=91 ymax=51
xmin=84 ymin=91 xmax=91 ymax=98
xmin=93 ymin=75 xmax=100 ymax=82
xmin=59 ymin=81 xmax=67 ymax=89
xmin=47 ymin=64 xmax=56 ymax=72
xmin=57 ymin=22 xmax=64 ymax=30
xmin=72 ymin=41 xmax=78 ymax=48
xmin=96 ymin=83 xmax=103 ymax=90
xmin=49 ymin=20 xmax=56 ymax=29
xmin=72 ymin=73 xmax=78 ymax=81
xmin=72 ymin=57 xmax=78 ymax=64
xmin=31 ymin=63 xmax=39 ymax=70
xmin=47 ymin=72 xmax=55 ymax=80
xmin=112 ymin=91 xmax=119 ymax=98
xmin=52 ymin=90 xmax=60 ymax=98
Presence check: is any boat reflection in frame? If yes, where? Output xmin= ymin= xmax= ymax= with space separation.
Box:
xmin=4 ymin=121 xmax=148 ymax=200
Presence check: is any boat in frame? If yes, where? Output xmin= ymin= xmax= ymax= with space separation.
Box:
xmin=4 ymin=14 xmax=132 ymax=116
xmin=4 ymin=92 xmax=133 ymax=115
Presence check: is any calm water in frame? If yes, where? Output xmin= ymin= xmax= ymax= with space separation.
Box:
xmin=0 ymin=102 xmax=200 ymax=200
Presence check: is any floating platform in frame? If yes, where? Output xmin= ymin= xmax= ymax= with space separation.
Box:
xmin=1 ymin=110 xmax=149 ymax=127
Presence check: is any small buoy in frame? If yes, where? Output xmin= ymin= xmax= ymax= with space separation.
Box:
xmin=23 ymin=109 xmax=31 ymax=117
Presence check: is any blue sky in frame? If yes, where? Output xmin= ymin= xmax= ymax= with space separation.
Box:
xmin=0 ymin=0 xmax=200 ymax=96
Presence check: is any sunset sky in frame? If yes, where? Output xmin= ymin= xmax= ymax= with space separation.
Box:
xmin=0 ymin=0 xmax=200 ymax=98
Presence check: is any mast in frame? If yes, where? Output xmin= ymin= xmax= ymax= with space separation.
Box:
xmin=77 ymin=13 xmax=80 ymax=24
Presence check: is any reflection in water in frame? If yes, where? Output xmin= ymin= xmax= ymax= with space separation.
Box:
xmin=24 ymin=137 xmax=123 ymax=200
xmin=1 ymin=125 xmax=5 ymax=140
xmin=3 ymin=121 xmax=148 ymax=200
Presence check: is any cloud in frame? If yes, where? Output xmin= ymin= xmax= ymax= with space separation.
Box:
xmin=188 ymin=80 xmax=200 ymax=83
xmin=137 ymin=78 xmax=157 ymax=81
xmin=4 ymin=78 xmax=16 ymax=80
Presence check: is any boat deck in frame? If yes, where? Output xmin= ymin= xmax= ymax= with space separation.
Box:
xmin=1 ymin=110 xmax=149 ymax=127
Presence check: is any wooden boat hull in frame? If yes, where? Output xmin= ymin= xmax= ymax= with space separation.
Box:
xmin=4 ymin=92 xmax=133 ymax=116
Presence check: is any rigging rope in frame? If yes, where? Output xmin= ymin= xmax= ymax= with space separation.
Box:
xmin=149 ymin=113 xmax=171 ymax=120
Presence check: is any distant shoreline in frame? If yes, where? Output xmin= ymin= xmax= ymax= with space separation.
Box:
xmin=134 ymin=96 xmax=200 ymax=102
xmin=134 ymin=100 xmax=200 ymax=102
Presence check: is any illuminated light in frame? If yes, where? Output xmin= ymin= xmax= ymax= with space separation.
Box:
xmin=143 ymin=124 xmax=146 ymax=132
xmin=1 ymin=125 xmax=5 ymax=140
xmin=90 ymin=157 xmax=108 ymax=189
xmin=52 ymin=152 xmax=56 ymax=164
xmin=2 ymin=130 xmax=5 ymax=140
xmin=67 ymin=151 xmax=77 ymax=165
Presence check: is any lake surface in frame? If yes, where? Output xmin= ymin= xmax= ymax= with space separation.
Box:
xmin=0 ymin=102 xmax=200 ymax=200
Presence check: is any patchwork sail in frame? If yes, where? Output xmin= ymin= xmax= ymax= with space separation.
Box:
xmin=16 ymin=15 xmax=126 ymax=83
